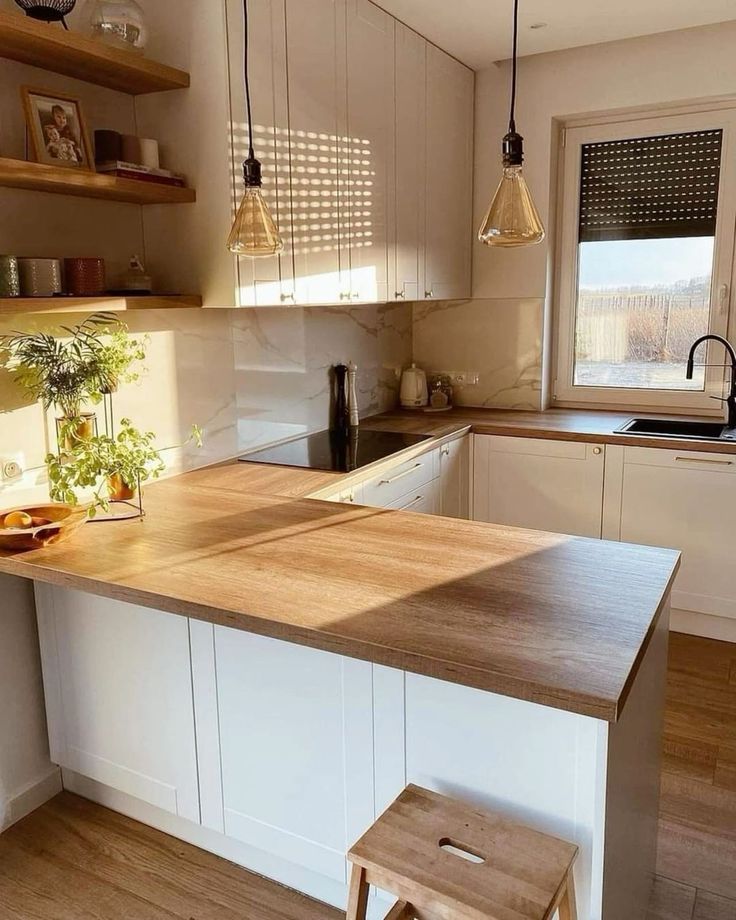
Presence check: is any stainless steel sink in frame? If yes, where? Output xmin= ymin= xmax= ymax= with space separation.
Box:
xmin=617 ymin=418 xmax=736 ymax=441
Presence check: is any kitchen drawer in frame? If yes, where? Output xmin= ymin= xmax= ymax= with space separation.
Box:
xmin=362 ymin=449 xmax=438 ymax=508
xmin=385 ymin=480 xmax=439 ymax=515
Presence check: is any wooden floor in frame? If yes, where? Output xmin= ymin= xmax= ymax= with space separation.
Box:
xmin=649 ymin=632 xmax=736 ymax=920
xmin=0 ymin=632 xmax=734 ymax=920
xmin=0 ymin=791 xmax=342 ymax=920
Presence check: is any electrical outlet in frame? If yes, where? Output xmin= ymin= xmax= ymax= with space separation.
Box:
xmin=447 ymin=371 xmax=480 ymax=387
xmin=1 ymin=453 xmax=24 ymax=482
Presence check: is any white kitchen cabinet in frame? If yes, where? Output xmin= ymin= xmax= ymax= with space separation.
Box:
xmin=615 ymin=446 xmax=736 ymax=621
xmin=213 ymin=627 xmax=374 ymax=882
xmin=439 ymin=435 xmax=470 ymax=518
xmin=229 ymin=0 xmax=295 ymax=306
xmin=392 ymin=22 xmax=426 ymax=302
xmin=34 ymin=586 xmax=200 ymax=822
xmin=473 ymin=435 xmax=605 ymax=538
xmin=286 ymin=0 xmax=349 ymax=305
xmin=422 ymin=44 xmax=474 ymax=301
xmin=344 ymin=0 xmax=394 ymax=303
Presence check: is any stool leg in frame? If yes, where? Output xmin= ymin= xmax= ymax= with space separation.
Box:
xmin=558 ymin=873 xmax=578 ymax=920
xmin=346 ymin=865 xmax=370 ymax=920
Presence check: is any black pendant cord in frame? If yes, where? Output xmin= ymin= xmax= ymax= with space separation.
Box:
xmin=243 ymin=0 xmax=254 ymax=161
xmin=508 ymin=0 xmax=519 ymax=133
xmin=501 ymin=0 xmax=524 ymax=167
xmin=241 ymin=0 xmax=262 ymax=186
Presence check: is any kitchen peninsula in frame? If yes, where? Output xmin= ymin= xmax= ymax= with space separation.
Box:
xmin=0 ymin=430 xmax=679 ymax=920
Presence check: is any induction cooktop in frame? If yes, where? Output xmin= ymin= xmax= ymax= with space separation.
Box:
xmin=238 ymin=429 xmax=432 ymax=473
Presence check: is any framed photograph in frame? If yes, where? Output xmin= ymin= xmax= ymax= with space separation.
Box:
xmin=21 ymin=87 xmax=94 ymax=170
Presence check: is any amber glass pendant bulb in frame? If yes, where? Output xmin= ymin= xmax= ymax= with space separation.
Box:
xmin=227 ymin=0 xmax=284 ymax=258
xmin=478 ymin=166 xmax=544 ymax=247
xmin=478 ymin=0 xmax=544 ymax=249
xmin=227 ymin=159 xmax=284 ymax=257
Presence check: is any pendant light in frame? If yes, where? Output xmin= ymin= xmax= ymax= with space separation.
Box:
xmin=478 ymin=0 xmax=544 ymax=248
xmin=226 ymin=0 xmax=284 ymax=257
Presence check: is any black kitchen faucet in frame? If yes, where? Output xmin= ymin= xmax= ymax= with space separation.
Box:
xmin=686 ymin=334 xmax=736 ymax=430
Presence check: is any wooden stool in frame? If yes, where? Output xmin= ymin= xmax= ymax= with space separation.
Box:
xmin=347 ymin=785 xmax=578 ymax=920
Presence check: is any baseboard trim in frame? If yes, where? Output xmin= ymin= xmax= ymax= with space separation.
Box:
xmin=2 ymin=767 xmax=62 ymax=831
xmin=671 ymin=609 xmax=736 ymax=643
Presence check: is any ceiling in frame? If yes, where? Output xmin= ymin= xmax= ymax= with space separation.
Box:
xmin=373 ymin=0 xmax=736 ymax=69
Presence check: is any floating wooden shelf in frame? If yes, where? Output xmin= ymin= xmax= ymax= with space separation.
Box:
xmin=0 ymin=10 xmax=190 ymax=94
xmin=0 ymin=295 xmax=203 ymax=315
xmin=0 ymin=158 xmax=196 ymax=204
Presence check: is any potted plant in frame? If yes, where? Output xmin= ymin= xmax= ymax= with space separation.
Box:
xmin=1 ymin=313 xmax=146 ymax=445
xmin=47 ymin=418 xmax=203 ymax=516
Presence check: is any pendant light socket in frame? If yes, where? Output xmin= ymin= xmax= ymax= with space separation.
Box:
xmin=502 ymin=131 xmax=524 ymax=167
xmin=243 ymin=156 xmax=263 ymax=188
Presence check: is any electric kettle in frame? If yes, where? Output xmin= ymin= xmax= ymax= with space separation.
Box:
xmin=400 ymin=363 xmax=429 ymax=408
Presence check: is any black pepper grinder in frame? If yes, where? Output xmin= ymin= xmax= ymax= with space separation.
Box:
xmin=332 ymin=364 xmax=350 ymax=435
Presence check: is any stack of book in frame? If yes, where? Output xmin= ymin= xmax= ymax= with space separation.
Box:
xmin=95 ymin=161 xmax=187 ymax=188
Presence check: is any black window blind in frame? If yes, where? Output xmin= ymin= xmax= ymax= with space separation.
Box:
xmin=578 ymin=129 xmax=722 ymax=243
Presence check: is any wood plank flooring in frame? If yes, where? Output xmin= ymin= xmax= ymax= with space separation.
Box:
xmin=0 ymin=632 xmax=734 ymax=920
xmin=0 ymin=791 xmax=343 ymax=920
xmin=649 ymin=632 xmax=736 ymax=920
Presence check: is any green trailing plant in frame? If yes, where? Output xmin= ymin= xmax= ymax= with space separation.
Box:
xmin=47 ymin=418 xmax=203 ymax=517
xmin=0 ymin=312 xmax=147 ymax=419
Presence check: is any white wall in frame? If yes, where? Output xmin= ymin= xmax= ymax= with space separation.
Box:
xmin=421 ymin=20 xmax=736 ymax=409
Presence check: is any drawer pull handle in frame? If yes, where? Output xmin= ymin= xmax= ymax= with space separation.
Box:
xmin=379 ymin=463 xmax=423 ymax=485
xmin=674 ymin=456 xmax=733 ymax=465
xmin=402 ymin=495 xmax=424 ymax=509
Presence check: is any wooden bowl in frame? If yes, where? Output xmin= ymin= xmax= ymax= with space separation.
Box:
xmin=0 ymin=503 xmax=87 ymax=552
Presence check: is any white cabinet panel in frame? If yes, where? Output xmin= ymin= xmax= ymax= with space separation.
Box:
xmin=439 ymin=435 xmax=470 ymax=519
xmin=214 ymin=628 xmax=374 ymax=881
xmin=423 ymin=45 xmax=474 ymax=301
xmin=394 ymin=673 xmax=602 ymax=920
xmin=345 ymin=0 xmax=394 ymax=303
xmin=229 ymin=0 xmax=295 ymax=306
xmin=286 ymin=0 xmax=349 ymax=305
xmin=392 ymin=22 xmax=425 ymax=302
xmin=34 ymin=586 xmax=200 ymax=822
xmin=473 ymin=435 xmax=605 ymax=537
xmin=618 ymin=447 xmax=736 ymax=620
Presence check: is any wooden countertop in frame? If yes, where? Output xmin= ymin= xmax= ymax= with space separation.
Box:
xmin=0 ymin=457 xmax=679 ymax=722
xmin=372 ymin=406 xmax=736 ymax=453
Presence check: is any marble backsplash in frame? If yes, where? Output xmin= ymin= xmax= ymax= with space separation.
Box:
xmin=412 ymin=298 xmax=544 ymax=410
xmin=232 ymin=302 xmax=412 ymax=450
xmin=0 ymin=303 xmax=412 ymax=503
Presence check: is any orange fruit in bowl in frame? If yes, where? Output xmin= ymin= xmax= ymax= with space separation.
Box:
xmin=4 ymin=511 xmax=34 ymax=529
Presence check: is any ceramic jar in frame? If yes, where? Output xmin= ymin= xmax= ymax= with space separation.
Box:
xmin=18 ymin=258 xmax=63 ymax=297
xmin=0 ymin=255 xmax=21 ymax=297
xmin=64 ymin=257 xmax=106 ymax=296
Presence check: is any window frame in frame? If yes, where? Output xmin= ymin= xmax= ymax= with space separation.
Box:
xmin=553 ymin=107 xmax=736 ymax=413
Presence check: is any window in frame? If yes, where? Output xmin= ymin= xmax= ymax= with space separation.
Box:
xmin=554 ymin=110 xmax=736 ymax=411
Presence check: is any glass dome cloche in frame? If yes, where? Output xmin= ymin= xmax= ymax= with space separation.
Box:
xmin=83 ymin=0 xmax=148 ymax=53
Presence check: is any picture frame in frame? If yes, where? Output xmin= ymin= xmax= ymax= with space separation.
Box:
xmin=20 ymin=87 xmax=95 ymax=171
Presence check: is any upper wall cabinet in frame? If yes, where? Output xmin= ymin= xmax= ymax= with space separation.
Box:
xmin=229 ymin=0 xmax=473 ymax=306
xmin=423 ymin=44 xmax=474 ymax=301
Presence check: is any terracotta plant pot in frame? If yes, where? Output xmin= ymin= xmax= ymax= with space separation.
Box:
xmin=57 ymin=412 xmax=97 ymax=451
xmin=107 ymin=473 xmax=137 ymax=502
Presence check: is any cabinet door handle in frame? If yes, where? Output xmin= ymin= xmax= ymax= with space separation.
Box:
xmin=674 ymin=456 xmax=733 ymax=465
xmin=280 ymin=292 xmax=295 ymax=303
xmin=441 ymin=444 xmax=451 ymax=456
xmin=401 ymin=494 xmax=424 ymax=509
xmin=592 ymin=447 xmax=602 ymax=455
xmin=379 ymin=463 xmax=423 ymax=485
xmin=425 ymin=289 xmax=434 ymax=299
xmin=395 ymin=290 xmax=406 ymax=299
